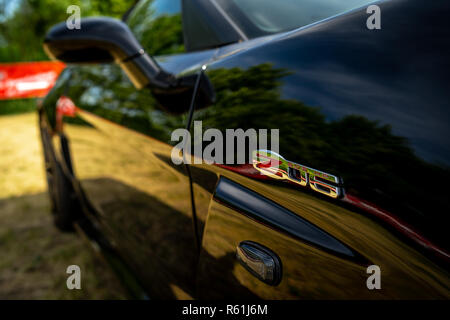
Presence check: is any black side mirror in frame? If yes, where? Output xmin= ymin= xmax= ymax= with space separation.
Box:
xmin=43 ymin=17 xmax=177 ymax=90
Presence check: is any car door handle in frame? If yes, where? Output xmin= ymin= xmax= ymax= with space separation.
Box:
xmin=236 ymin=241 xmax=282 ymax=286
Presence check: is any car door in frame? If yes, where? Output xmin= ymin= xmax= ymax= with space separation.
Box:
xmin=57 ymin=0 xmax=216 ymax=299
xmin=190 ymin=0 xmax=450 ymax=299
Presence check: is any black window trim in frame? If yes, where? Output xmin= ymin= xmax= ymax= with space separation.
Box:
xmin=181 ymin=0 xmax=247 ymax=52
xmin=207 ymin=0 xmax=248 ymax=41
xmin=123 ymin=0 xmax=248 ymax=53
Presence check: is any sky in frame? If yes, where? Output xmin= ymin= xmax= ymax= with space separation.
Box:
xmin=0 ymin=0 xmax=20 ymax=21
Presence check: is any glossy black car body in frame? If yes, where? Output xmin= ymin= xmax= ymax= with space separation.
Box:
xmin=39 ymin=0 xmax=450 ymax=299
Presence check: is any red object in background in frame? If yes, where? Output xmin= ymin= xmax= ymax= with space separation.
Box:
xmin=55 ymin=95 xmax=78 ymax=132
xmin=56 ymin=96 xmax=77 ymax=117
xmin=0 ymin=61 xmax=66 ymax=99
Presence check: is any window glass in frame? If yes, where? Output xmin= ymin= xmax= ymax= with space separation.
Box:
xmin=217 ymin=0 xmax=377 ymax=37
xmin=126 ymin=0 xmax=184 ymax=55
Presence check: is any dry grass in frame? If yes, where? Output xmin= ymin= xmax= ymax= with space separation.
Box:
xmin=0 ymin=112 xmax=46 ymax=198
xmin=0 ymin=111 xmax=128 ymax=299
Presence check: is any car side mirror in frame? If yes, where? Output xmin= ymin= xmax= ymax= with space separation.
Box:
xmin=43 ymin=17 xmax=214 ymax=112
xmin=44 ymin=17 xmax=177 ymax=90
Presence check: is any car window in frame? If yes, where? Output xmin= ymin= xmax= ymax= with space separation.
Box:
xmin=215 ymin=0 xmax=377 ymax=38
xmin=126 ymin=0 xmax=185 ymax=56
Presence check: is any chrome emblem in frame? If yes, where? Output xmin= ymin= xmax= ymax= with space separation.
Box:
xmin=252 ymin=150 xmax=344 ymax=199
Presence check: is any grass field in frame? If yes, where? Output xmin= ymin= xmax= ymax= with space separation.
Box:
xmin=0 ymin=110 xmax=128 ymax=299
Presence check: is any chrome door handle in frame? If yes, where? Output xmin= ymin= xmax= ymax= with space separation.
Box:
xmin=236 ymin=241 xmax=282 ymax=286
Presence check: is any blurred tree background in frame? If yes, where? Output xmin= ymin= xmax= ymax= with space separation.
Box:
xmin=0 ymin=0 xmax=137 ymax=62
xmin=0 ymin=0 xmax=137 ymax=115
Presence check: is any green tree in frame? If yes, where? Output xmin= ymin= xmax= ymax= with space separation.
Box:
xmin=0 ymin=0 xmax=136 ymax=62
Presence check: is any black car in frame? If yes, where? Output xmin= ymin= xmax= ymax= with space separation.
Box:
xmin=39 ymin=0 xmax=450 ymax=299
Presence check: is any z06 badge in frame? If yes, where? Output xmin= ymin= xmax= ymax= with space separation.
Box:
xmin=253 ymin=150 xmax=344 ymax=199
